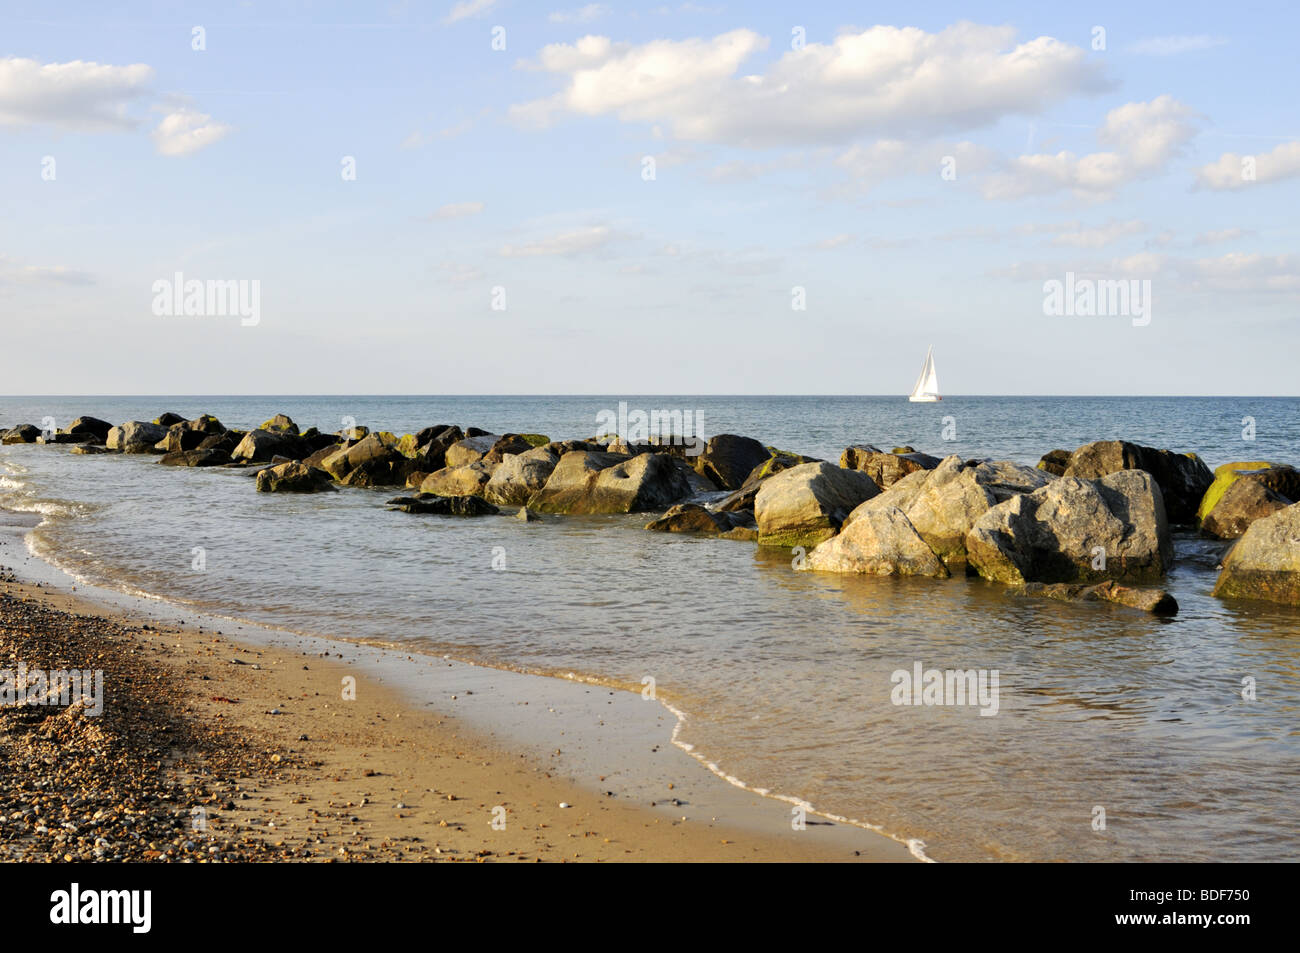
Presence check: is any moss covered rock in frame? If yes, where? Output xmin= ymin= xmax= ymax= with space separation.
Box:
xmin=1196 ymin=462 xmax=1278 ymax=524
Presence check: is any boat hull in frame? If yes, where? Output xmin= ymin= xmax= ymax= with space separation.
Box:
xmin=908 ymin=395 xmax=942 ymax=402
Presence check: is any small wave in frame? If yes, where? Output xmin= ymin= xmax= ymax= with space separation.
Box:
xmin=662 ymin=699 xmax=936 ymax=863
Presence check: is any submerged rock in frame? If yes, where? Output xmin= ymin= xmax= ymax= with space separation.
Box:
xmin=387 ymin=494 xmax=499 ymax=516
xmin=645 ymin=503 xmax=756 ymax=539
xmin=1016 ymin=581 xmax=1178 ymax=615
xmin=1212 ymin=502 xmax=1300 ymax=604
xmin=966 ymin=470 xmax=1172 ymax=586
xmin=159 ymin=448 xmax=232 ymax=467
xmin=1064 ymin=440 xmax=1212 ymax=523
xmin=515 ymin=506 xmax=542 ymax=522
xmin=801 ymin=506 xmax=949 ymax=577
xmin=755 ymin=461 xmax=880 ymax=548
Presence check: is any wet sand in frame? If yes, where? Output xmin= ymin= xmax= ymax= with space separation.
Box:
xmin=0 ymin=513 xmax=916 ymax=862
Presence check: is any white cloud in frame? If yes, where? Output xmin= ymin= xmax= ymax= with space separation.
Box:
xmin=835 ymin=138 xmax=994 ymax=189
xmin=499 ymin=225 xmax=615 ymax=257
xmin=429 ymin=201 xmax=485 ymax=219
xmin=1193 ymin=228 xmax=1248 ymax=245
xmin=993 ymin=251 xmax=1300 ymax=295
xmin=813 ymin=234 xmax=855 ymax=250
xmin=1180 ymin=253 xmax=1300 ymax=293
xmin=435 ymin=262 xmax=485 ymax=283
xmin=1195 ymin=141 xmax=1300 ymax=190
xmin=549 ymin=4 xmax=609 ymax=23
xmin=151 ymin=108 xmax=231 ymax=156
xmin=983 ymin=96 xmax=1196 ymax=200
xmin=1049 ymin=219 xmax=1147 ymax=248
xmin=0 ymin=256 xmax=96 ymax=286
xmin=0 ymin=56 xmax=153 ymax=131
xmin=511 ymin=23 xmax=1108 ymax=147
xmin=1128 ymin=35 xmax=1227 ymax=56
xmin=445 ymin=0 xmax=497 ymax=24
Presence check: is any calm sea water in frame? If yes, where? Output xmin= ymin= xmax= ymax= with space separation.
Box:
xmin=2 ymin=395 xmax=1298 ymax=862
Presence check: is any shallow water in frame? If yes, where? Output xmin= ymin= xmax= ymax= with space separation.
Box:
xmin=2 ymin=395 xmax=1298 ymax=861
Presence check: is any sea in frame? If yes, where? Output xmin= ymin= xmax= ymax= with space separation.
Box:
xmin=1 ymin=395 xmax=1298 ymax=862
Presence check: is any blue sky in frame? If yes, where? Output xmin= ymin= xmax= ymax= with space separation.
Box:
xmin=1 ymin=0 xmax=1297 ymax=394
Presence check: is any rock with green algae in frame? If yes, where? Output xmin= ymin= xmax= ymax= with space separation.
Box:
xmin=1197 ymin=461 xmax=1284 ymax=524
xmin=257 ymin=414 xmax=299 ymax=435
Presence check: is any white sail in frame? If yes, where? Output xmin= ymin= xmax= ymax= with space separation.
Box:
xmin=909 ymin=346 xmax=941 ymax=401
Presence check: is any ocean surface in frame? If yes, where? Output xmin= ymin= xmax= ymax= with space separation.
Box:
xmin=2 ymin=395 xmax=1298 ymax=862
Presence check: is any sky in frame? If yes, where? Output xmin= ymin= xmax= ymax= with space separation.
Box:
xmin=1 ymin=0 xmax=1297 ymax=395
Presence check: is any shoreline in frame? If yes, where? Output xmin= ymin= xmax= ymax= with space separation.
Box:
xmin=0 ymin=510 xmax=919 ymax=862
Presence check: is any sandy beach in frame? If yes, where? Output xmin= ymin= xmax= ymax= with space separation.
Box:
xmin=0 ymin=546 xmax=914 ymax=862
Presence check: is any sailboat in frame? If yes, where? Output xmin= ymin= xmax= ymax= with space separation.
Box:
xmin=908 ymin=346 xmax=941 ymax=402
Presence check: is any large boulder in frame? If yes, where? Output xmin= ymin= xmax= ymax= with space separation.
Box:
xmin=1037 ymin=450 xmax=1071 ymax=477
xmin=1201 ymin=471 xmax=1297 ymax=540
xmin=320 ymin=432 xmax=410 ymax=486
xmin=255 ymin=461 xmax=335 ymax=493
xmin=258 ymin=414 xmax=299 ymax=435
xmin=693 ymin=434 xmax=770 ymax=491
xmin=854 ymin=456 xmax=1052 ymax=571
xmin=966 ymin=470 xmax=1172 ymax=586
xmin=397 ymin=425 xmax=464 ymax=470
xmin=1064 ymin=440 xmax=1212 ymax=524
xmin=481 ymin=434 xmax=540 ymax=466
xmin=527 ymin=450 xmax=692 ymax=514
xmin=755 ymin=462 xmax=880 ymax=548
xmin=106 ymin=421 xmax=168 ymax=453
xmin=484 ymin=446 xmax=560 ymax=505
xmin=183 ymin=414 xmax=225 ymax=434
xmin=644 ymin=503 xmax=756 ymax=539
xmin=67 ymin=416 xmax=113 ymax=440
xmin=419 ymin=462 xmax=495 ymax=497
xmin=1212 ymin=502 xmax=1300 ymax=604
xmin=445 ymin=434 xmax=501 ymax=469
xmin=800 ymin=506 xmax=949 ymax=577
xmin=159 ymin=426 xmax=210 ymax=453
xmin=387 ymin=494 xmax=499 ymax=516
xmin=199 ymin=431 xmax=241 ymax=454
xmin=2 ymin=424 xmax=40 ymax=444
xmin=839 ymin=444 xmax=940 ymax=488
xmin=231 ymin=428 xmax=305 ymax=464
xmin=153 ymin=412 xmax=185 ymax=427
xmin=1197 ymin=462 xmax=1276 ymax=522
